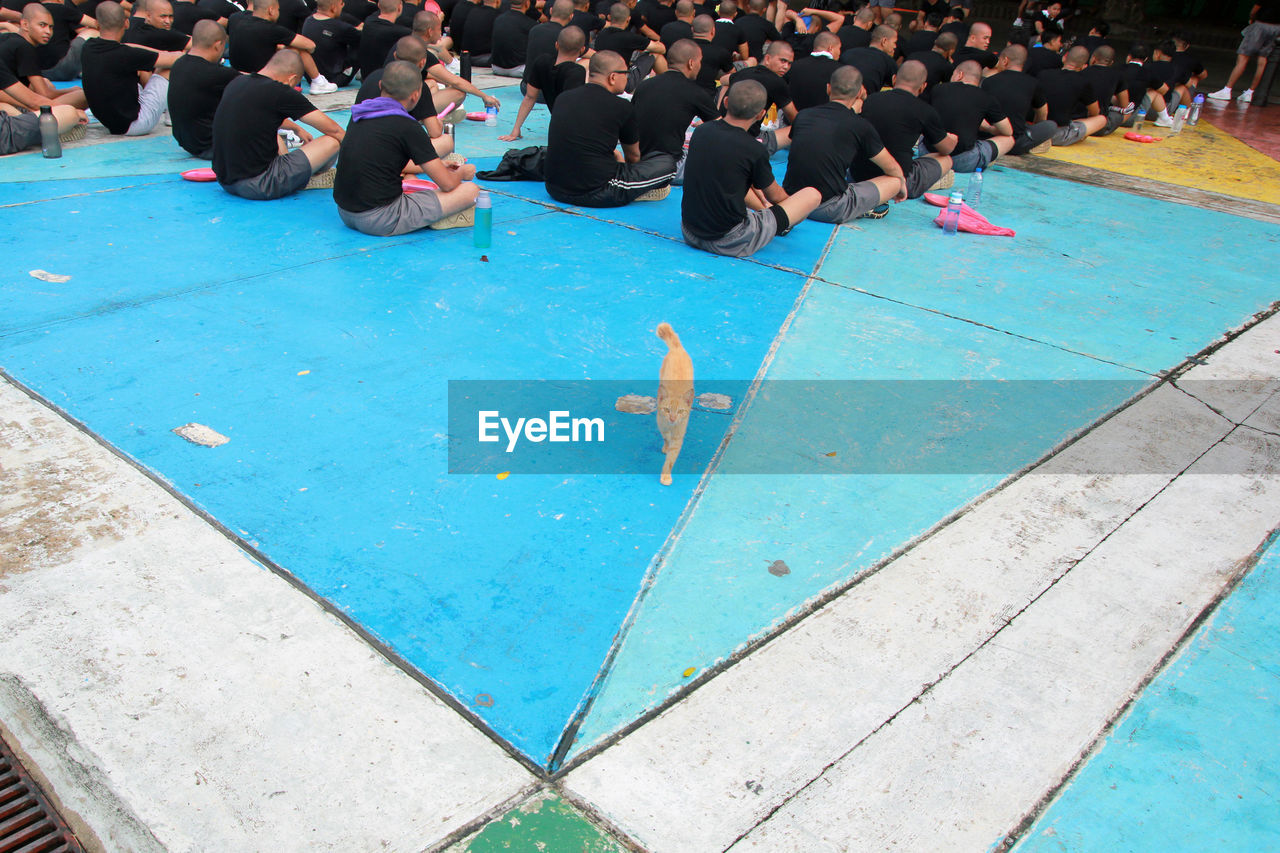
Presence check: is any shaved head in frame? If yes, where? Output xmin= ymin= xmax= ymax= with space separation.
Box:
xmin=550 ymin=0 xmax=573 ymax=20
xmin=191 ymin=18 xmax=226 ymax=46
xmin=952 ymin=59 xmax=981 ymax=82
xmin=828 ymin=64 xmax=863 ymax=99
xmin=999 ymin=44 xmax=1026 ymax=68
xmin=263 ymin=47 xmax=303 ymax=77
xmin=556 ymin=24 xmax=586 ymax=54
xmin=725 ymin=78 xmax=766 ymax=118
xmin=692 ymin=13 xmax=713 ymax=35
xmin=667 ymin=37 xmax=700 ymax=66
xmin=1064 ymin=45 xmax=1089 ymax=68
xmin=895 ymin=58 xmax=928 ymax=89
xmin=934 ymin=31 xmax=957 ymax=52
xmin=380 ymin=59 xmax=423 ymax=101
xmin=94 ymin=1 xmax=128 ymax=31
xmin=393 ymin=34 xmax=427 ymax=62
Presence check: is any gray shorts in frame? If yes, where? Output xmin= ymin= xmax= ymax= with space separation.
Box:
xmin=126 ymin=74 xmax=168 ymax=136
xmin=1239 ymin=21 xmax=1280 ymax=56
xmin=337 ymin=190 xmax=446 ymax=236
xmin=809 ymin=179 xmax=882 ymax=223
xmin=868 ymin=0 xmax=894 ymax=7
xmin=221 ymin=148 xmax=314 ymax=200
xmin=905 ymin=156 xmax=944 ymax=199
xmin=950 ymin=138 xmax=998 ymax=173
xmin=1051 ymin=120 xmax=1089 ymax=147
xmin=682 ymin=206 xmax=778 ymax=258
xmin=490 ymin=63 xmax=525 ymax=78
xmin=0 ymin=111 xmax=40 ymax=155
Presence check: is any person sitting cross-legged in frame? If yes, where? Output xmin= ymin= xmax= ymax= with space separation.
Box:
xmin=0 ymin=100 xmax=83 ymax=153
xmin=334 ymin=60 xmax=479 ymax=235
xmin=212 ymin=48 xmax=345 ymax=199
xmin=80 ymin=1 xmax=182 ymax=135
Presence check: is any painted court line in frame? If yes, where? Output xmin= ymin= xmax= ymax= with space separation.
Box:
xmin=0 ymin=379 xmax=538 ymax=851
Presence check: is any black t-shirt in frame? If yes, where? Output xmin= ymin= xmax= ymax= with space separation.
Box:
xmin=632 ymin=68 xmax=716 ymax=156
xmin=460 ymin=2 xmax=498 ymax=54
xmin=727 ymin=63 xmax=791 ymax=114
xmin=636 ymin=0 xmax=675 ymax=34
xmin=778 ymin=20 xmax=815 ymax=55
xmin=81 ymin=38 xmax=156 ymax=133
xmin=545 ymin=82 xmax=637 ymax=193
xmin=125 ymin=20 xmax=189 ymax=50
xmin=694 ymin=38 xmax=733 ymax=91
xmin=0 ymin=33 xmax=41 ymax=84
xmin=526 ymin=54 xmax=585 ymax=109
xmin=359 ymin=16 xmax=410 ymax=77
xmin=787 ymin=53 xmax=840 ymax=111
xmin=681 ymin=118 xmax=774 ymax=239
xmin=908 ymin=48 xmax=950 ymax=99
xmin=711 ymin=18 xmax=742 ymax=52
xmin=490 ymin=8 xmax=535 ymax=66
xmin=841 ymin=46 xmax=896 ymax=95
xmin=784 ymin=100 xmax=884 ymax=199
xmin=952 ymin=44 xmax=995 ymax=69
xmin=36 ymin=2 xmax=85 ymax=68
xmin=980 ymin=68 xmax=1044 ymax=138
xmin=567 ymin=8 xmax=601 ymax=37
xmin=334 ymin=113 xmax=438 ymax=211
xmin=172 ymin=0 xmax=219 ymax=35
xmin=339 ymin=0 xmax=375 ymax=25
xmin=394 ymin=0 xmax=421 ymax=28
xmin=357 ymin=66 xmax=434 ymax=120
xmin=276 ymin=0 xmax=310 ymax=32
xmin=212 ymin=72 xmax=316 ymax=183
xmin=1121 ymin=61 xmax=1164 ymax=106
xmin=197 ymin=0 xmax=244 ymax=21
xmin=1075 ymin=34 xmax=1108 ymax=55
xmin=659 ymin=18 xmax=691 ymax=49
xmin=902 ymin=28 xmax=937 ymax=55
xmin=1080 ymin=64 xmax=1123 ymax=107
xmin=304 ymin=15 xmax=360 ymax=79
xmin=228 ymin=14 xmax=295 ymax=72
xmin=734 ymin=12 xmax=777 ymax=61
xmin=919 ymin=0 xmax=947 ymax=17
xmin=594 ymin=25 xmax=648 ymax=60
xmin=1037 ymin=67 xmax=1097 ymax=125
xmin=938 ymin=19 xmax=967 ymax=41
xmin=168 ymin=53 xmax=239 ymax=155
xmin=838 ymin=24 xmax=871 ymax=52
xmin=1024 ymin=44 xmax=1061 ymax=77
xmin=858 ymin=87 xmax=948 ymax=175
xmin=1171 ymin=49 xmax=1204 ymax=81
xmin=522 ymin=20 xmax=559 ymax=81
xmin=1255 ymin=0 xmax=1280 ymax=24
xmin=930 ymin=80 xmax=1005 ymax=153
xmin=1145 ymin=58 xmax=1177 ymax=87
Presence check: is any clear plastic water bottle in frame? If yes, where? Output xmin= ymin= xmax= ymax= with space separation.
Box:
xmin=967 ymin=168 xmax=983 ymax=206
xmin=1188 ymin=93 xmax=1204 ymax=125
xmin=39 ymin=105 xmax=61 ymax=159
xmin=942 ymin=190 xmax=963 ymax=236
xmin=484 ymin=105 xmax=497 ymax=127
xmin=474 ymin=190 xmax=492 ymax=248
xmin=1170 ymin=105 xmax=1188 ymax=134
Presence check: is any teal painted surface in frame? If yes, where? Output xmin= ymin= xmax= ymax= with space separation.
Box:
xmin=1015 ymin=538 xmax=1280 ymax=852
xmin=567 ymin=169 xmax=1280 ymax=760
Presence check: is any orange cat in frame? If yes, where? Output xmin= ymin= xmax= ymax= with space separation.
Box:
xmin=656 ymin=322 xmax=694 ymax=486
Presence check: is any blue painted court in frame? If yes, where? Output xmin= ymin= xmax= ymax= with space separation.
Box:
xmin=4 ymin=81 xmax=1279 ymax=780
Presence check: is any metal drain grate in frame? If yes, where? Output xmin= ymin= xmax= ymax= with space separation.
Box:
xmin=0 ymin=736 xmax=83 ymax=853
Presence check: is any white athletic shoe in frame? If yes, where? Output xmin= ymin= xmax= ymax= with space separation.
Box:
xmin=1153 ymin=111 xmax=1174 ymax=127
xmin=310 ymin=75 xmax=339 ymax=94
xmin=1237 ymin=88 xmax=1253 ymax=103
xmin=1206 ymin=86 xmax=1232 ymax=100
xmin=446 ymin=57 xmax=461 ymax=75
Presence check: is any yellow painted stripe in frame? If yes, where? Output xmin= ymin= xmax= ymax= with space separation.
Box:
xmin=1037 ymin=119 xmax=1280 ymax=205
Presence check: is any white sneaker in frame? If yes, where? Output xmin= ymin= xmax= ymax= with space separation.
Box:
xmin=309 ymin=75 xmax=339 ymax=94
xmin=446 ymin=57 xmax=461 ymax=75
xmin=1237 ymin=88 xmax=1253 ymax=103
xmin=1206 ymin=86 xmax=1232 ymax=100
xmin=1153 ymin=111 xmax=1174 ymax=127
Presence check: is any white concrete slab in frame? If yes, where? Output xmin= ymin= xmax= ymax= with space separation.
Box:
xmin=730 ymin=425 xmax=1280 ymax=851
xmin=561 ymin=383 xmax=1237 ymax=852
xmin=0 ymin=380 xmax=536 ymax=853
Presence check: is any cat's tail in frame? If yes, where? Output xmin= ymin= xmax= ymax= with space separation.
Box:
xmin=656 ymin=322 xmax=682 ymax=351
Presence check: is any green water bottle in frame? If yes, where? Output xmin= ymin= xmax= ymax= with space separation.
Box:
xmin=474 ymin=190 xmax=491 ymax=248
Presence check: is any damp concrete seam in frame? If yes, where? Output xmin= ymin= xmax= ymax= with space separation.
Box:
xmin=720 ymin=417 xmax=1254 ymax=852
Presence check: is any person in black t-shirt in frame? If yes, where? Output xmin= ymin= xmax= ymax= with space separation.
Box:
xmin=785 ymin=65 xmax=905 ymax=223
xmin=172 ymin=0 xmax=221 ymax=35
xmin=709 ymin=0 xmax=747 ymax=61
xmin=335 ymin=60 xmax=480 ymax=234
xmin=840 ymin=24 xmax=896 ymax=96
xmin=408 ymin=10 xmax=503 ymax=111
xmin=81 ymin=1 xmax=181 ymax=132
xmin=788 ymin=31 xmax=840 ymax=111
xmin=458 ymin=0 xmax=498 ymax=63
xmin=636 ymin=0 xmax=675 ymax=37
xmin=1207 ymin=0 xmax=1280 ymax=103
xmin=37 ymin=0 xmax=98 ymax=81
xmin=520 ymin=0 xmax=567 ymax=92
xmin=909 ymin=30 xmax=954 ymax=101
xmin=358 ymin=0 xmax=411 ymax=77
xmin=0 ymin=100 xmax=82 ymax=152
xmin=595 ymin=1 xmax=667 ymax=84
xmin=357 ymin=36 xmax=457 ymax=155
xmin=341 ymin=0 xmax=377 ymax=25
xmin=212 ymin=49 xmax=345 ymax=198
xmin=499 ymin=23 xmax=585 ymax=138
xmin=544 ymin=50 xmax=677 ymax=206
xmin=1080 ymin=44 xmax=1125 ymax=114
xmin=1039 ymin=45 xmax=1116 ymax=145
xmin=303 ymin=0 xmax=360 ymax=86
xmin=1074 ymin=20 xmax=1109 ymax=56
xmin=951 ymin=20 xmax=994 ymax=69
xmin=1120 ymin=43 xmax=1174 ymax=127
xmin=857 ymin=59 xmax=955 ymax=198
xmin=982 ymin=44 xmax=1055 ymax=153
xmin=659 ymin=0 xmax=693 ymax=48
xmin=125 ymin=0 xmax=191 ymax=50
xmin=1169 ymin=32 xmax=1206 ymax=105
xmin=729 ymin=0 xmax=774 ymax=61
xmin=0 ymin=5 xmax=86 ymax=109
xmin=632 ymin=38 xmax=716 ymax=182
xmin=1024 ymin=24 xmax=1061 ymax=76
xmin=837 ymin=6 xmax=873 ymax=53
xmin=930 ymin=59 xmax=1012 ymax=172
xmin=690 ymin=13 xmax=731 ymax=91
xmin=228 ymin=0 xmax=338 ymax=92
xmin=488 ymin=0 xmax=535 ymax=75
xmin=903 ymin=12 xmax=940 ymax=55
xmin=722 ymin=37 xmax=792 ymax=150
xmin=168 ymin=20 xmax=238 ymax=157
xmin=681 ymin=79 xmax=820 ymax=257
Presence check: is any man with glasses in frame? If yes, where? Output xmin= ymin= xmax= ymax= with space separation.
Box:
xmin=544 ymin=49 xmax=677 ymax=207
